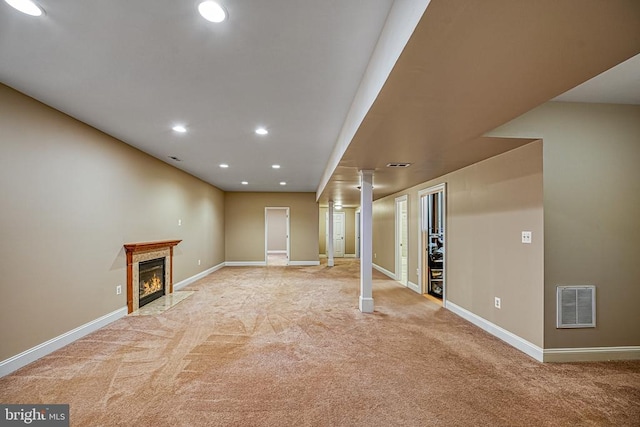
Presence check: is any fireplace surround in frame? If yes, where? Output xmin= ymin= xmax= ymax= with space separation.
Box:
xmin=124 ymin=240 xmax=181 ymax=313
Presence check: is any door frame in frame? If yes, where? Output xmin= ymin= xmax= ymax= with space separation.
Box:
xmin=395 ymin=195 xmax=408 ymax=286
xmin=418 ymin=183 xmax=446 ymax=304
xmin=265 ymin=207 xmax=290 ymax=265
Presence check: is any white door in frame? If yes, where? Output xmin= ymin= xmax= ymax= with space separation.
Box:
xmin=395 ymin=196 xmax=408 ymax=286
xmin=326 ymin=211 xmax=345 ymax=258
xmin=333 ymin=212 xmax=345 ymax=257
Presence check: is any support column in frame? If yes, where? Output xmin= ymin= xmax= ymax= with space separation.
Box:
xmin=328 ymin=200 xmax=335 ymax=267
xmin=359 ymin=170 xmax=374 ymax=313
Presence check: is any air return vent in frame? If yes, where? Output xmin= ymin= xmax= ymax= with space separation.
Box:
xmin=386 ymin=162 xmax=411 ymax=168
xmin=557 ymin=285 xmax=596 ymax=328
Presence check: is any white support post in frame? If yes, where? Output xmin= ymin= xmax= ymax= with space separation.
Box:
xmin=359 ymin=170 xmax=374 ymax=313
xmin=328 ymin=200 xmax=335 ymax=267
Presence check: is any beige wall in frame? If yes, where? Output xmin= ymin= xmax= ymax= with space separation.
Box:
xmin=319 ymin=207 xmax=356 ymax=255
xmin=373 ymin=142 xmax=544 ymax=347
xmin=0 ymin=84 xmax=225 ymax=361
xmin=489 ymin=102 xmax=640 ymax=349
xmin=226 ymin=193 xmax=319 ymax=262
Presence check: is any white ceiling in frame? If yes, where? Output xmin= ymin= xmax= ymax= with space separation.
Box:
xmin=0 ymin=0 xmax=394 ymax=192
xmin=553 ymin=53 xmax=640 ymax=105
xmin=2 ymin=1 xmax=639 ymax=206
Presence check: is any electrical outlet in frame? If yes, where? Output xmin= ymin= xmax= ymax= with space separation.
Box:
xmin=374 ymin=253 xmax=377 ymax=259
xmin=416 ymin=268 xmax=420 ymax=276
xmin=521 ymin=231 xmax=532 ymax=244
xmin=178 ymin=219 xmax=182 ymax=226
xmin=116 ymin=285 xmax=122 ymax=295
xmin=198 ymin=259 xmax=201 ymax=266
xmin=494 ymin=297 xmax=501 ymax=309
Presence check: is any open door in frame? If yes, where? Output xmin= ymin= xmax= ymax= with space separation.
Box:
xmin=265 ymin=207 xmax=290 ymax=266
xmin=419 ymin=184 xmax=446 ymax=301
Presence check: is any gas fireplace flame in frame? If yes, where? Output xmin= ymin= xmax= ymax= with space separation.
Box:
xmin=141 ymin=273 xmax=163 ymax=297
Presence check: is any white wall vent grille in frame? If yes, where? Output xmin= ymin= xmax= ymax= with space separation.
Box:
xmin=557 ymin=285 xmax=596 ymax=328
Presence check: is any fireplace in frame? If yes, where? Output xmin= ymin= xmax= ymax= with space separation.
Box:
xmin=138 ymin=258 xmax=165 ymax=307
xmin=124 ymin=240 xmax=181 ymax=314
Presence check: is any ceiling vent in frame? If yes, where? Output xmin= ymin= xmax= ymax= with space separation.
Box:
xmin=386 ymin=162 xmax=411 ymax=168
xmin=557 ymin=285 xmax=596 ymax=328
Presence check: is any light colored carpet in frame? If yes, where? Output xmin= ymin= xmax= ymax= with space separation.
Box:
xmin=1 ymin=259 xmax=639 ymax=426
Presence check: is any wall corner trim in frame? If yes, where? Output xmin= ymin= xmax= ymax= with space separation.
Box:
xmin=174 ymin=262 xmax=225 ymax=291
xmin=408 ymin=281 xmax=420 ymax=293
xmin=446 ymin=301 xmax=544 ymax=362
xmin=373 ymin=263 xmax=395 ymax=280
xmin=0 ymin=307 xmax=128 ymax=378
xmin=543 ymin=346 xmax=640 ymax=362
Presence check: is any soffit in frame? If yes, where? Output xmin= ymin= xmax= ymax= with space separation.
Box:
xmin=317 ymin=0 xmax=640 ymax=206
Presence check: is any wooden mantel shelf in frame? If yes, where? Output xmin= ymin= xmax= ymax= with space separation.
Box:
xmin=124 ymin=239 xmax=182 ymax=254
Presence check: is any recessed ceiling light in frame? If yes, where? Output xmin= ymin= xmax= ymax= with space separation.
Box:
xmin=198 ymin=1 xmax=227 ymax=23
xmin=280 ymin=182 xmax=287 ymax=186
xmin=241 ymin=181 xmax=248 ymax=185
xmin=272 ymin=164 xmax=280 ymax=169
xmin=172 ymin=125 xmax=187 ymax=133
xmin=4 ymin=0 xmax=44 ymax=16
xmin=255 ymin=127 xmax=268 ymax=135
xmin=219 ymin=164 xmax=229 ymax=168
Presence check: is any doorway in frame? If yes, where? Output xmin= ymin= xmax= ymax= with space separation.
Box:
xmin=419 ymin=184 xmax=446 ymax=301
xmin=355 ymin=209 xmax=361 ymax=259
xmin=395 ymin=196 xmax=408 ymax=286
xmin=326 ymin=211 xmax=345 ymax=258
xmin=265 ymin=207 xmax=290 ymax=266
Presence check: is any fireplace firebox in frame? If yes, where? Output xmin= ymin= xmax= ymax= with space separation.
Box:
xmin=138 ymin=258 xmax=165 ymax=307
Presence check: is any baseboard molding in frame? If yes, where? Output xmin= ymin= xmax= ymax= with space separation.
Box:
xmin=373 ymin=263 xmax=395 ymax=280
xmin=408 ymin=281 xmax=420 ymax=293
xmin=288 ymin=261 xmax=320 ymax=266
xmin=0 ymin=307 xmax=127 ymax=378
xmin=446 ymin=301 xmax=544 ymax=362
xmin=543 ymin=346 xmax=640 ymax=363
xmin=267 ymin=250 xmax=287 ymax=254
xmin=174 ymin=262 xmax=225 ymax=291
xmin=344 ymin=254 xmax=356 ymax=258
xmin=225 ymin=261 xmax=267 ymax=267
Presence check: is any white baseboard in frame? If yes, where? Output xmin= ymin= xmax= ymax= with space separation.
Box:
xmin=288 ymin=261 xmax=320 ymax=266
xmin=225 ymin=261 xmax=267 ymax=267
xmin=446 ymin=301 xmax=544 ymax=362
xmin=267 ymin=250 xmax=287 ymax=254
xmin=408 ymin=281 xmax=420 ymax=293
xmin=0 ymin=307 xmax=127 ymax=378
xmin=174 ymin=262 xmax=225 ymax=291
xmin=543 ymin=346 xmax=640 ymax=362
xmin=373 ymin=263 xmax=395 ymax=280
xmin=344 ymin=254 xmax=356 ymax=258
